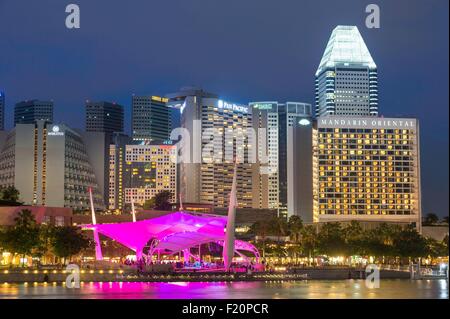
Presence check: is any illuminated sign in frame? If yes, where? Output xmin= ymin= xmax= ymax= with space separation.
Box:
xmin=252 ymin=103 xmax=274 ymax=110
xmin=151 ymin=96 xmax=169 ymax=103
xmin=319 ymin=117 xmax=416 ymax=129
xmin=218 ymin=100 xmax=248 ymax=114
xmin=298 ymin=119 xmax=311 ymax=126
xmin=48 ymin=125 xmax=64 ymax=136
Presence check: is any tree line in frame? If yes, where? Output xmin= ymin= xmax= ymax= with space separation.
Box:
xmin=0 ymin=209 xmax=90 ymax=267
xmin=249 ymin=216 xmax=448 ymax=264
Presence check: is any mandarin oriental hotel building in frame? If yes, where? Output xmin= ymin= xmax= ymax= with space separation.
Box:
xmin=289 ymin=116 xmax=421 ymax=230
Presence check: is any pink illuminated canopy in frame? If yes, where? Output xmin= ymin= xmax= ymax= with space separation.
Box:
xmin=80 ymin=211 xmax=259 ymax=261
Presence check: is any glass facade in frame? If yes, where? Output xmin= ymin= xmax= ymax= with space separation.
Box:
xmin=315 ymin=26 xmax=378 ymax=117
xmin=131 ymin=96 xmax=172 ymax=143
xmin=14 ymin=100 xmax=53 ymax=126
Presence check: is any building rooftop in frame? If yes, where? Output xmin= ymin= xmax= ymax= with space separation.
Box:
xmin=316 ymin=25 xmax=376 ymax=76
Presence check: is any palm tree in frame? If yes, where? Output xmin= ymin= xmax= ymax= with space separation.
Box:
xmin=301 ymin=225 xmax=318 ymax=266
xmin=250 ymin=220 xmax=272 ymax=258
xmin=343 ymin=221 xmax=364 ymax=259
xmin=288 ymin=215 xmax=303 ymax=243
xmin=423 ymin=213 xmax=439 ymax=226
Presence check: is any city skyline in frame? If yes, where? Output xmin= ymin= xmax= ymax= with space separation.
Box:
xmin=0 ymin=0 xmax=448 ymax=218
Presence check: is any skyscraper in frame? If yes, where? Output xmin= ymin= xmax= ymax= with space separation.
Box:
xmin=131 ymin=95 xmax=172 ymax=143
xmin=167 ymin=87 xmax=253 ymax=208
xmin=14 ymin=99 xmax=54 ymax=126
xmin=250 ymin=101 xmax=312 ymax=213
xmin=0 ymin=121 xmax=105 ymax=210
xmin=0 ymin=92 xmax=4 ymax=131
xmin=85 ymin=101 xmax=124 ymax=134
xmin=315 ymin=25 xmax=378 ymax=117
xmin=288 ymin=116 xmax=421 ymax=230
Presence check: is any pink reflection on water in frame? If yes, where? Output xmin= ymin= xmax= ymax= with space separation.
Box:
xmin=80 ymin=281 xmax=263 ymax=299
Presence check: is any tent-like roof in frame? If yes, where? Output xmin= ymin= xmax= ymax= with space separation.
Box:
xmin=81 ymin=211 xmax=258 ymax=258
xmin=316 ymin=25 xmax=376 ymax=76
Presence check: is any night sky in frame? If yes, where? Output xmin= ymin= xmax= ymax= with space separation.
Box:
xmin=0 ymin=0 xmax=448 ymax=217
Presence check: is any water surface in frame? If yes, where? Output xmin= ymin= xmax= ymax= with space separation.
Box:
xmin=0 ymin=279 xmax=447 ymax=299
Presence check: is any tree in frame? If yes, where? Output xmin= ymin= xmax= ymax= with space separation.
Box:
xmin=0 ymin=186 xmax=20 ymax=203
xmin=153 ymin=191 xmax=173 ymax=210
xmin=288 ymin=215 xmax=303 ymax=243
xmin=343 ymin=221 xmax=365 ymax=257
xmin=270 ymin=216 xmax=288 ymax=241
xmin=442 ymin=216 xmax=449 ymax=225
xmin=3 ymin=209 xmax=40 ymax=266
xmin=423 ymin=213 xmax=439 ymax=225
xmin=362 ymin=223 xmax=400 ymax=262
xmin=250 ymin=220 xmax=272 ymax=258
xmin=425 ymin=237 xmax=448 ymax=258
xmin=317 ymin=222 xmax=347 ymax=257
xmin=393 ymin=227 xmax=428 ymax=260
xmin=33 ymin=224 xmax=56 ymax=264
xmin=51 ymin=226 xmax=90 ymax=264
xmin=300 ymin=225 xmax=318 ymax=265
xmin=142 ymin=197 xmax=155 ymax=210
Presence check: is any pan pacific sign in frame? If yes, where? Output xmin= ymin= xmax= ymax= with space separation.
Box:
xmin=318 ymin=117 xmax=417 ymax=129
xmin=218 ymin=100 xmax=249 ymax=114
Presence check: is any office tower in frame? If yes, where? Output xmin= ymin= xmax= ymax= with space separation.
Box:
xmin=250 ymin=101 xmax=312 ymax=213
xmin=167 ymin=87 xmax=253 ymax=208
xmin=0 ymin=92 xmax=5 ymax=131
xmin=315 ymin=25 xmax=378 ymax=117
xmin=85 ymin=101 xmax=124 ymax=134
xmin=0 ymin=121 xmax=105 ymax=210
xmin=122 ymin=142 xmax=177 ymax=207
xmin=14 ymin=100 xmax=54 ymax=125
xmin=288 ymin=116 xmax=421 ymax=230
xmin=131 ymin=95 xmax=172 ymax=143
xmin=108 ymin=133 xmax=132 ymax=211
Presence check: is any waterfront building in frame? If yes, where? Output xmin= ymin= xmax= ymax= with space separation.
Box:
xmin=167 ymin=87 xmax=253 ymax=208
xmin=250 ymin=101 xmax=312 ymax=213
xmin=315 ymin=26 xmax=378 ymax=117
xmin=14 ymin=99 xmax=53 ymax=125
xmin=85 ymin=101 xmax=124 ymax=136
xmin=289 ymin=116 xmax=421 ymax=230
xmin=0 ymin=206 xmax=72 ymax=227
xmin=0 ymin=92 xmax=5 ymax=131
xmin=131 ymin=95 xmax=172 ymax=143
xmin=108 ymin=141 xmax=177 ymax=210
xmin=0 ymin=121 xmax=106 ymax=210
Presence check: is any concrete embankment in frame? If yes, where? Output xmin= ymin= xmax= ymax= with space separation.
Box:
xmin=0 ymin=268 xmax=410 ymax=283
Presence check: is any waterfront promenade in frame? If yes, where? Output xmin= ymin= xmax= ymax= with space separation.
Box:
xmin=0 ymin=267 xmax=411 ymax=283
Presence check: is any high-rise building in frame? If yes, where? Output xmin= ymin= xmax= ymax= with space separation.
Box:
xmin=85 ymin=101 xmax=124 ymax=135
xmin=167 ymin=87 xmax=253 ymax=208
xmin=0 ymin=121 xmax=105 ymax=210
xmin=131 ymin=95 xmax=172 ymax=143
xmin=108 ymin=141 xmax=177 ymax=210
xmin=0 ymin=92 xmax=5 ymax=131
xmin=14 ymin=100 xmax=54 ymax=126
xmin=288 ymin=116 xmax=421 ymax=230
xmin=250 ymin=101 xmax=312 ymax=212
xmin=108 ymin=133 xmax=131 ymax=211
xmin=315 ymin=26 xmax=378 ymax=117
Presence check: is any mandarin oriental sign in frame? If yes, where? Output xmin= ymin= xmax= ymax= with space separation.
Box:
xmin=319 ymin=117 xmax=417 ymax=129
